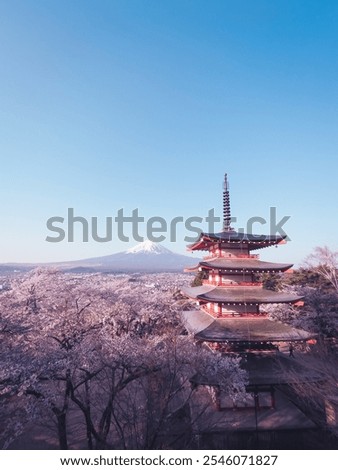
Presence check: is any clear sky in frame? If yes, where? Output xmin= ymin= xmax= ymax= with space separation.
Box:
xmin=1 ymin=0 xmax=338 ymax=265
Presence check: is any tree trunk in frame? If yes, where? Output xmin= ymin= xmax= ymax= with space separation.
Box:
xmin=84 ymin=412 xmax=94 ymax=450
xmin=56 ymin=412 xmax=68 ymax=450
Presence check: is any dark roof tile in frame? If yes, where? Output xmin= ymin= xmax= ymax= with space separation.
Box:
xmin=181 ymin=310 xmax=314 ymax=342
xmin=182 ymin=285 xmax=303 ymax=304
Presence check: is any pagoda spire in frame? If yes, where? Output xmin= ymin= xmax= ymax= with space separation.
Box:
xmin=222 ymin=173 xmax=233 ymax=231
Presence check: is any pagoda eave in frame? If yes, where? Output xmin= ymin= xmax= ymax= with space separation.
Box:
xmin=198 ymin=259 xmax=293 ymax=272
xmin=181 ymin=310 xmax=315 ymax=343
xmin=182 ymin=285 xmax=304 ymax=305
xmin=187 ymin=232 xmax=287 ymax=251
xmin=190 ymin=354 xmax=322 ymax=387
xmin=184 ymin=265 xmax=200 ymax=273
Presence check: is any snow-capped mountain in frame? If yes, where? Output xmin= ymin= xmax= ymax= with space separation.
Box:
xmin=55 ymin=240 xmax=200 ymax=273
xmin=126 ymin=240 xmax=172 ymax=255
xmin=0 ymin=241 xmax=200 ymax=273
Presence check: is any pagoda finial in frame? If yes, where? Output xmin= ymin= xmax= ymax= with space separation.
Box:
xmin=223 ymin=173 xmax=233 ymax=231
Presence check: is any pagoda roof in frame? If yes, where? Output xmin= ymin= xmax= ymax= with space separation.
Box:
xmin=190 ymin=386 xmax=317 ymax=433
xmin=187 ymin=258 xmax=293 ymax=272
xmin=191 ymin=354 xmax=321 ymax=388
xmin=181 ymin=310 xmax=314 ymax=343
xmin=244 ymin=354 xmax=322 ymax=386
xmin=182 ymin=285 xmax=303 ymax=304
xmin=187 ymin=231 xmax=286 ymax=251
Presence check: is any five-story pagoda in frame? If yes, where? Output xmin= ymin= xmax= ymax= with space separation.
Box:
xmin=182 ymin=174 xmax=313 ymax=354
xmin=181 ymin=176 xmax=318 ymax=447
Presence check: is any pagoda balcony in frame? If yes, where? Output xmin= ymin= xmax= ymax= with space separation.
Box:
xmin=203 ymin=253 xmax=259 ymax=260
xmin=201 ymin=305 xmax=263 ymax=317
xmin=203 ymin=280 xmax=263 ymax=287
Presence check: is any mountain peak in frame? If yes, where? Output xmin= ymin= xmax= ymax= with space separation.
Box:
xmin=125 ymin=240 xmax=172 ymax=255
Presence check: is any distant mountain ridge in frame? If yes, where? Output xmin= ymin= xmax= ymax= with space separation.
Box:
xmin=61 ymin=240 xmax=200 ymax=272
xmin=0 ymin=241 xmax=200 ymax=273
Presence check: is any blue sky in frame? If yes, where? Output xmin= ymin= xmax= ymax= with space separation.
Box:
xmin=1 ymin=0 xmax=338 ymax=265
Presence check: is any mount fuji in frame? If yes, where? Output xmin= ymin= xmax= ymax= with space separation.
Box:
xmin=125 ymin=239 xmax=172 ymax=255
xmin=54 ymin=240 xmax=200 ymax=273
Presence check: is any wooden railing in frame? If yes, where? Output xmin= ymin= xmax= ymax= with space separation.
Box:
xmin=203 ymin=280 xmax=262 ymax=287
xmin=203 ymin=253 xmax=259 ymax=260
xmin=201 ymin=306 xmax=264 ymax=317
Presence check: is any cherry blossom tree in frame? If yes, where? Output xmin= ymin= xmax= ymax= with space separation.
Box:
xmin=305 ymin=246 xmax=338 ymax=293
xmin=0 ymin=269 xmax=247 ymax=450
xmin=66 ymin=333 xmax=247 ymax=449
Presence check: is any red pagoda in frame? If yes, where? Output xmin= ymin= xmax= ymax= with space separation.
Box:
xmin=182 ymin=173 xmax=312 ymax=354
xmin=181 ymin=174 xmax=318 ymax=448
